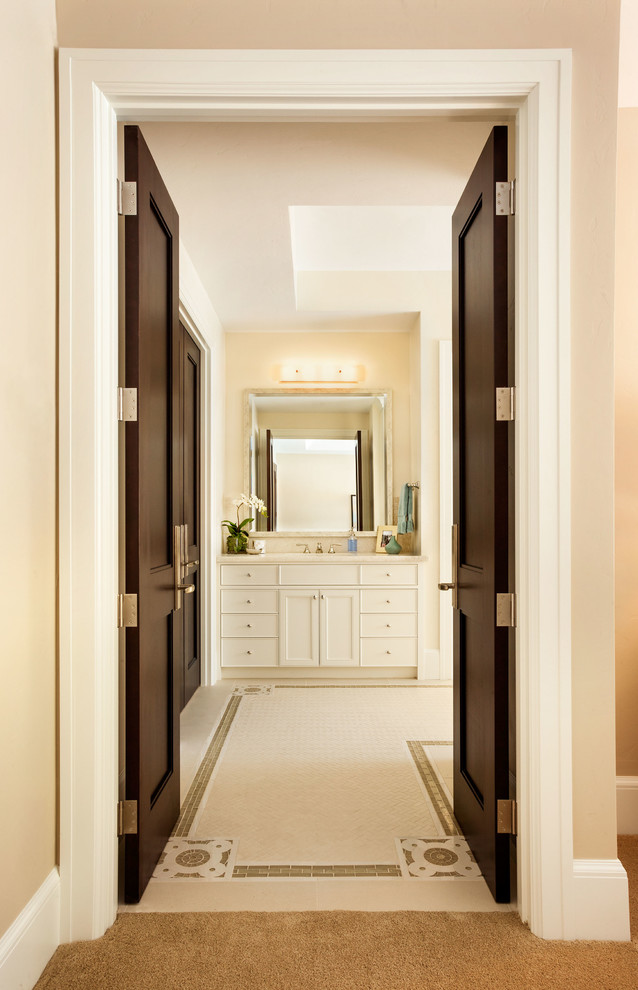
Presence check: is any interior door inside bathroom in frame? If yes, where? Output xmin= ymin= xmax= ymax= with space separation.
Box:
xmin=116 ymin=118 xmax=515 ymax=912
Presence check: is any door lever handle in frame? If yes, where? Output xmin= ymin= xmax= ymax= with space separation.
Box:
xmin=178 ymin=583 xmax=195 ymax=594
xmin=438 ymin=582 xmax=456 ymax=591
xmin=185 ymin=560 xmax=199 ymax=574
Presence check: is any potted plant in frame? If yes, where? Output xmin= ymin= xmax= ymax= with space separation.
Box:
xmin=222 ymin=494 xmax=267 ymax=553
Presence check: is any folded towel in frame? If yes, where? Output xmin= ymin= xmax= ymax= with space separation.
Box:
xmin=397 ymin=483 xmax=414 ymax=534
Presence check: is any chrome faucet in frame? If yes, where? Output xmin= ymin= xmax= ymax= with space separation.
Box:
xmin=315 ymin=542 xmax=323 ymax=553
xmin=328 ymin=543 xmax=342 ymax=554
xmin=296 ymin=543 xmax=311 ymax=554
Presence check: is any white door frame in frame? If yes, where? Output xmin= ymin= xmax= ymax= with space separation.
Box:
xmin=57 ymin=47 xmax=616 ymax=942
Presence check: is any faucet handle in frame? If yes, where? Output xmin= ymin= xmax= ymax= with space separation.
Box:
xmin=328 ymin=543 xmax=342 ymax=554
xmin=296 ymin=543 xmax=311 ymax=554
xmin=316 ymin=542 xmax=323 ymax=553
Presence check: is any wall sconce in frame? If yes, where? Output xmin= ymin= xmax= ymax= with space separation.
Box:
xmin=279 ymin=363 xmax=360 ymax=385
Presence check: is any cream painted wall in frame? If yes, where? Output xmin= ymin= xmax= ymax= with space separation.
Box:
xmin=0 ymin=0 xmax=58 ymax=938
xmin=614 ymin=108 xmax=638 ymax=777
xmin=225 ymin=332 xmax=412 ymax=522
xmin=55 ymin=0 xmax=622 ymax=860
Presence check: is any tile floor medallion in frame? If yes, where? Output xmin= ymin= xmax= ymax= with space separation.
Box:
xmin=152 ymin=684 xmax=483 ymax=887
xmin=153 ymin=838 xmax=238 ymax=881
xmin=396 ymin=838 xmax=481 ymax=879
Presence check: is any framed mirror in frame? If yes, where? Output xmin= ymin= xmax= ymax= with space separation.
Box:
xmin=244 ymin=388 xmax=392 ymax=534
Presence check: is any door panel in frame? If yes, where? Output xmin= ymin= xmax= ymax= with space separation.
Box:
xmin=320 ymin=589 xmax=359 ymax=666
xmin=181 ymin=324 xmax=201 ymax=710
xmin=124 ymin=125 xmax=181 ymax=903
xmin=452 ymin=125 xmax=512 ymax=903
xmin=279 ymin=590 xmax=319 ymax=666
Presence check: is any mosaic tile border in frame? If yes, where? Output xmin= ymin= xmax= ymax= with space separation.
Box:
xmin=276 ymin=684 xmax=451 ymax=689
xmin=407 ymin=740 xmax=459 ymax=836
xmin=233 ymin=863 xmax=401 ymax=878
xmin=172 ymin=696 xmax=242 ymax=837
xmin=232 ymin=684 xmax=274 ymax=696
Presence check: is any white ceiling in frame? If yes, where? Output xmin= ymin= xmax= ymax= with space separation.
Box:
xmin=138 ymin=120 xmax=495 ymax=332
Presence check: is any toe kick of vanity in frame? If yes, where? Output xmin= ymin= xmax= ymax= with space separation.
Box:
xmin=218 ymin=557 xmax=425 ymax=677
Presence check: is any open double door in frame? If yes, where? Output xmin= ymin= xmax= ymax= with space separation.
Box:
xmin=120 ymin=124 xmax=515 ymax=906
xmin=122 ymin=126 xmax=201 ymax=902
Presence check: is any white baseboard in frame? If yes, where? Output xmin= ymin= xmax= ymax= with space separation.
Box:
xmin=616 ymin=776 xmax=638 ymax=834
xmin=421 ymin=649 xmax=441 ymax=680
xmin=0 ymin=870 xmax=60 ymax=990
xmin=571 ymin=859 xmax=631 ymax=940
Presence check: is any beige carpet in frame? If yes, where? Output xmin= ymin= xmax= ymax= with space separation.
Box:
xmin=36 ymin=838 xmax=638 ymax=990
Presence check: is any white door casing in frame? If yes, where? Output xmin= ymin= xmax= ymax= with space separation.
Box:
xmin=56 ymin=48 xmax=627 ymax=941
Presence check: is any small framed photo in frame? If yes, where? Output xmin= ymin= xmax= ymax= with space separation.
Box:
xmin=376 ymin=525 xmax=397 ymax=553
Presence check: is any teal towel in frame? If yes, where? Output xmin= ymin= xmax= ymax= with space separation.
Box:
xmin=397 ymin=483 xmax=414 ymax=534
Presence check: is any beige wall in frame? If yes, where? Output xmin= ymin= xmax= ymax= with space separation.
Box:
xmin=615 ymin=108 xmax=638 ymax=778
xmin=225 ymin=331 xmax=413 ymax=522
xmin=55 ymin=0 xmax=622 ymax=859
xmin=0 ymin=0 xmax=58 ymax=937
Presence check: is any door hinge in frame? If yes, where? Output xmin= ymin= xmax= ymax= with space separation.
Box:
xmin=497 ymin=799 xmax=517 ymax=835
xmin=117 ymin=179 xmax=137 ymax=216
xmin=496 ymin=592 xmax=517 ymax=628
xmin=495 ymin=180 xmax=515 ymax=216
xmin=117 ymin=800 xmax=138 ymax=836
xmin=117 ymin=386 xmax=138 ymax=422
xmin=117 ymin=593 xmax=138 ymax=628
xmin=496 ymin=386 xmax=515 ymax=422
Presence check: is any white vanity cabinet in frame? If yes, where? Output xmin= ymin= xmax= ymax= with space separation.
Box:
xmin=279 ymin=588 xmax=359 ymax=667
xmin=218 ymin=556 xmax=423 ymax=676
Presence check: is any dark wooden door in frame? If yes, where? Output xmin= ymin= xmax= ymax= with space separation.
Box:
xmin=451 ymin=126 xmax=514 ymax=903
xmin=124 ymin=125 xmax=181 ymax=903
xmin=181 ymin=323 xmax=201 ymax=710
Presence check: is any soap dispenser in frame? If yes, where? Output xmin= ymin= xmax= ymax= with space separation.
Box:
xmin=347 ymin=527 xmax=358 ymax=553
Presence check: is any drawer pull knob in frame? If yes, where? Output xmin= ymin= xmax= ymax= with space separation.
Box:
xmin=247 ymin=572 xmax=251 ymax=577
xmin=386 ymin=572 xmax=391 ymax=577
xmin=247 ymin=650 xmax=252 ymax=655
xmin=386 ymin=650 xmax=392 ymax=655
xmin=386 ymin=623 xmax=391 ymax=628
xmin=386 ymin=600 xmax=391 ymax=604
xmin=246 ymin=600 xmax=252 ymax=604
xmin=247 ymin=623 xmax=252 ymax=628
xmin=313 ymin=594 xmax=318 ymax=600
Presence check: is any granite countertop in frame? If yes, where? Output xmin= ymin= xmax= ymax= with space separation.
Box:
xmin=217 ymin=553 xmax=427 ymax=563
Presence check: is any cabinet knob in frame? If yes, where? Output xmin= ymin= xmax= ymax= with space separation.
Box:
xmin=246 ymin=599 xmax=252 ymax=604
xmin=386 ymin=600 xmax=391 ymax=604
xmin=247 ymin=572 xmax=251 ymax=578
xmin=247 ymin=650 xmax=252 ymax=655
xmin=313 ymin=595 xmax=318 ymax=600
xmin=386 ymin=650 xmax=392 ymax=655
xmin=247 ymin=623 xmax=252 ymax=628
xmin=386 ymin=623 xmax=391 ymax=628
xmin=386 ymin=572 xmax=391 ymax=577
xmin=321 ymin=594 xmax=325 ymax=599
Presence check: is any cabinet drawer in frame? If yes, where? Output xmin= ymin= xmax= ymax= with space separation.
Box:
xmin=220 ymin=564 xmax=278 ymax=586
xmin=361 ymin=638 xmax=418 ymax=667
xmin=221 ymin=613 xmax=278 ymax=638
xmin=221 ymin=589 xmax=278 ymax=614
xmin=361 ymin=563 xmax=418 ymax=586
xmin=221 ymin=638 xmax=278 ymax=666
xmin=361 ymin=589 xmax=418 ymax=613
xmin=361 ymin=613 xmax=417 ymax=638
xmin=279 ymin=564 xmax=359 ymax=586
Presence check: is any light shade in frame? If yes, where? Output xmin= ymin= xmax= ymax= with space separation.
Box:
xmin=279 ymin=363 xmax=360 ymax=385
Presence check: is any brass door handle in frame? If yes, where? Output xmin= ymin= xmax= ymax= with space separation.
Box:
xmin=179 ymin=583 xmax=195 ymax=594
xmin=185 ymin=560 xmax=199 ymax=574
xmin=438 ymin=583 xmax=456 ymax=591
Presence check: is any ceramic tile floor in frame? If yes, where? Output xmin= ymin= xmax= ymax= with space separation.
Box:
xmin=121 ymin=679 xmax=510 ymax=914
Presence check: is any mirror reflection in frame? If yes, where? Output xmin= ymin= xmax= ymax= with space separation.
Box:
xmin=246 ymin=390 xmax=391 ymax=533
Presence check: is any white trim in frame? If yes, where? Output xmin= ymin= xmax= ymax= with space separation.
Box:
xmin=438 ymin=341 xmax=453 ymax=682
xmin=616 ymin=776 xmax=638 ymax=834
xmin=422 ymin=648 xmax=442 ymax=680
xmin=571 ymin=860 xmax=631 ymax=941
xmin=57 ymin=47 xmax=585 ymax=940
xmin=0 ymin=871 xmax=60 ymax=990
